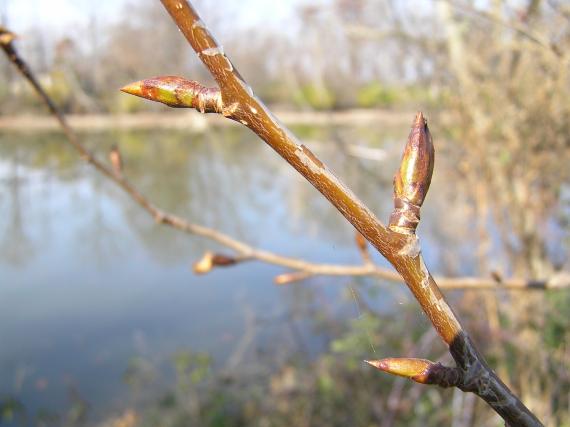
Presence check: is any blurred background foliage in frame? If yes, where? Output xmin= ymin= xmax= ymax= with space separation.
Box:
xmin=1 ymin=0 xmax=569 ymax=426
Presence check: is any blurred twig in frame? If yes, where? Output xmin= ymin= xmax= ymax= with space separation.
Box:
xmin=344 ymin=25 xmax=445 ymax=51
xmin=445 ymin=0 xmax=564 ymax=58
xmin=0 ymin=28 xmax=570 ymax=300
xmin=1 ymin=29 xmax=566 ymax=292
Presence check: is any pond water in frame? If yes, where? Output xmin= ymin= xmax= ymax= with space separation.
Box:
xmin=0 ymin=123 xmax=509 ymax=423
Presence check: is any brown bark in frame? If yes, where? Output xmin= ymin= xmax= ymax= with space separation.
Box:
xmin=153 ymin=2 xmax=543 ymax=425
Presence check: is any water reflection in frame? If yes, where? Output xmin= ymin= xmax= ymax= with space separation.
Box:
xmin=0 ymin=152 xmax=34 ymax=266
xmin=0 ymin=125 xmax=408 ymax=423
xmin=0 ymin=124 xmax=567 ymax=424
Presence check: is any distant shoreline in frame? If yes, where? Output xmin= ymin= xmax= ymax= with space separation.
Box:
xmin=0 ymin=109 xmax=416 ymax=132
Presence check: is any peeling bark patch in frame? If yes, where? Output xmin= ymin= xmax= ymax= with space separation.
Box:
xmin=222 ymin=102 xmax=239 ymax=118
xmin=297 ymin=145 xmax=325 ymax=174
xmin=440 ymin=303 xmax=462 ymax=331
xmin=191 ymin=19 xmax=206 ymax=30
xmin=433 ymin=306 xmax=460 ymax=335
xmin=490 ymin=392 xmax=518 ymax=409
xmin=225 ymin=60 xmax=234 ymax=72
xmin=419 ymin=257 xmax=429 ymax=276
xmin=201 ymin=46 xmax=224 ymax=57
xmin=398 ymin=235 xmax=421 ymax=258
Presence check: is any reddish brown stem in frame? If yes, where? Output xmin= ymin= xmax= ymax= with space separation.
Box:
xmin=156 ymin=2 xmax=543 ymax=425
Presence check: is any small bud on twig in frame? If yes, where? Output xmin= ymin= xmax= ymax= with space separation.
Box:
xmin=354 ymin=231 xmax=371 ymax=264
xmin=193 ymin=251 xmax=238 ymax=275
xmin=365 ymin=357 xmax=434 ymax=384
xmin=120 ymin=76 xmax=222 ymax=113
xmin=0 ymin=27 xmax=17 ymax=46
xmin=389 ymin=112 xmax=434 ymax=234
xmin=274 ymin=271 xmax=312 ymax=285
xmin=366 ymin=358 xmax=462 ymax=388
xmin=109 ymin=144 xmax=123 ymax=178
xmin=490 ymin=270 xmax=503 ymax=284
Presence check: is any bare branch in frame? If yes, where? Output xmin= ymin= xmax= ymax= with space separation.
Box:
xmin=156 ymin=0 xmax=465 ymax=347
xmin=0 ymin=32 xmax=561 ymax=294
xmin=148 ymin=3 xmax=544 ymax=425
xmin=1 ymin=17 xmax=549 ymax=425
xmin=2 ymin=31 xmax=567 ymax=297
xmin=446 ymin=0 xmax=563 ymax=58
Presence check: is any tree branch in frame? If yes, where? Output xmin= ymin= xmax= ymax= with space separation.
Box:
xmin=0 ymin=26 xmax=563 ymax=296
xmin=1 ymin=17 xmax=547 ymax=425
xmin=446 ymin=0 xmax=563 ymax=58
xmin=145 ymin=2 xmax=543 ymax=425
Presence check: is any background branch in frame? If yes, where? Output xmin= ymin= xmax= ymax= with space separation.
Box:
xmin=1 ymin=26 xmax=565 ymax=295
xmin=446 ymin=0 xmax=563 ymax=58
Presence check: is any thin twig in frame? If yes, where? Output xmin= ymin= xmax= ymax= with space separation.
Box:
xmin=2 ymin=29 xmax=562 ymax=292
xmin=446 ymin=0 xmax=563 ymax=58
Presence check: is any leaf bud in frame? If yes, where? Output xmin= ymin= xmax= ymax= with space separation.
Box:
xmin=389 ymin=112 xmax=434 ymax=234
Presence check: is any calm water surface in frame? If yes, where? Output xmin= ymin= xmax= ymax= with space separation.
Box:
xmin=0 ymin=124 xmax=477 ymax=423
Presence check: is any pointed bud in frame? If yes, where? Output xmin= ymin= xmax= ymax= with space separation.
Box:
xmin=365 ymin=358 xmax=434 ymax=384
xmin=120 ymin=76 xmax=222 ymax=113
xmin=274 ymin=271 xmax=312 ymax=285
xmin=210 ymin=253 xmax=238 ymax=267
xmin=490 ymin=270 xmax=503 ymax=283
xmin=193 ymin=251 xmax=214 ymax=274
xmin=354 ymin=231 xmax=371 ymax=264
xmin=389 ymin=112 xmax=434 ymax=234
xmin=193 ymin=251 xmax=238 ymax=275
xmin=109 ymin=145 xmax=123 ymax=178
xmin=0 ymin=27 xmax=17 ymax=46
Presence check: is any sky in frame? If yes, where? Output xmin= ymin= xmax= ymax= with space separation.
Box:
xmin=2 ymin=0 xmax=317 ymax=37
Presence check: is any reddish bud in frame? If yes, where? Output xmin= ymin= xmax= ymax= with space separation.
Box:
xmin=193 ymin=251 xmax=214 ymax=274
xmin=367 ymin=358 xmax=462 ymax=388
xmin=0 ymin=27 xmax=17 ymax=46
xmin=211 ymin=253 xmax=238 ymax=267
xmin=365 ymin=358 xmax=434 ymax=384
xmin=193 ymin=251 xmax=238 ymax=275
xmin=274 ymin=271 xmax=312 ymax=285
xmin=389 ymin=112 xmax=434 ymax=234
xmin=109 ymin=145 xmax=123 ymax=178
xmin=355 ymin=231 xmax=371 ymax=263
xmin=121 ymin=76 xmax=222 ymax=113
